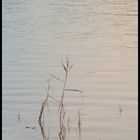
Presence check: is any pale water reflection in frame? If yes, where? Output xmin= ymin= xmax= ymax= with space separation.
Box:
xmin=2 ymin=0 xmax=138 ymax=140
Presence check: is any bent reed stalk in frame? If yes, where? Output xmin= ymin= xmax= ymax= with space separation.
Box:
xmin=38 ymin=79 xmax=52 ymax=125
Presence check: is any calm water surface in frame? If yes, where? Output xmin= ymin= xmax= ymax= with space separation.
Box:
xmin=2 ymin=0 xmax=138 ymax=140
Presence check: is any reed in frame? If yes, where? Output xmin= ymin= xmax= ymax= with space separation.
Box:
xmin=78 ymin=110 xmax=81 ymax=136
xmin=58 ymin=57 xmax=73 ymax=140
xmin=38 ymin=57 xmax=84 ymax=140
xmin=38 ymin=80 xmax=51 ymax=125
xmin=59 ymin=57 xmax=73 ymax=110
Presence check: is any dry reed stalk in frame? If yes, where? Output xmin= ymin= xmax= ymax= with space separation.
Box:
xmin=59 ymin=57 xmax=73 ymax=110
xmin=58 ymin=73 xmax=67 ymax=111
xmin=39 ymin=118 xmax=47 ymax=140
xmin=78 ymin=111 xmax=81 ymax=137
xmin=59 ymin=123 xmax=66 ymax=140
xmin=59 ymin=104 xmax=67 ymax=140
xmin=38 ymin=95 xmax=49 ymax=125
xmin=39 ymin=117 xmax=51 ymax=140
xmin=38 ymin=79 xmax=52 ymax=124
xmin=65 ymin=89 xmax=83 ymax=93
xmin=58 ymin=57 xmax=73 ymax=140
xmin=47 ymin=71 xmax=64 ymax=83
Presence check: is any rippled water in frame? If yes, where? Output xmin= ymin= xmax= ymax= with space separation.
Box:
xmin=2 ymin=0 xmax=138 ymax=140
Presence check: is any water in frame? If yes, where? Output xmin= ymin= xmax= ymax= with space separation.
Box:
xmin=2 ymin=0 xmax=138 ymax=140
